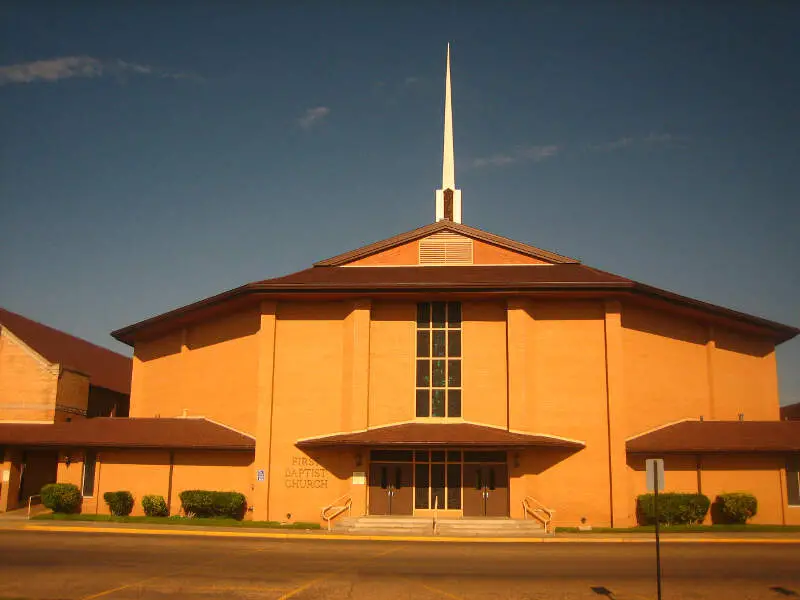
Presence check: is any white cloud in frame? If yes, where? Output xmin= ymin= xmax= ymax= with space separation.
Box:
xmin=472 ymin=145 xmax=560 ymax=169
xmin=0 ymin=56 xmax=200 ymax=86
xmin=587 ymin=137 xmax=635 ymax=152
xmin=298 ymin=106 xmax=330 ymax=129
xmin=587 ymin=133 xmax=686 ymax=152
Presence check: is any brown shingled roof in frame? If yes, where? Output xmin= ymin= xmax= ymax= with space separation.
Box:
xmin=0 ymin=418 xmax=254 ymax=450
xmin=780 ymin=402 xmax=800 ymax=421
xmin=1 ymin=307 xmax=131 ymax=395
xmin=314 ymin=221 xmax=580 ymax=266
xmin=296 ymin=422 xmax=585 ymax=449
xmin=626 ymin=420 xmax=800 ymax=454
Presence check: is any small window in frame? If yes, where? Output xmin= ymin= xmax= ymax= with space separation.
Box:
xmin=788 ymin=455 xmax=800 ymax=506
xmin=82 ymin=450 xmax=97 ymax=497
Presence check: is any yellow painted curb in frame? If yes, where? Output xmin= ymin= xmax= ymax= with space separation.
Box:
xmin=15 ymin=525 xmax=800 ymax=544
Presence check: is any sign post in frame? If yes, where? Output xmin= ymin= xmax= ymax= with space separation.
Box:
xmin=646 ymin=458 xmax=665 ymax=600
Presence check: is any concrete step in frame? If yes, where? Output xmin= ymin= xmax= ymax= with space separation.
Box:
xmin=332 ymin=516 xmax=549 ymax=537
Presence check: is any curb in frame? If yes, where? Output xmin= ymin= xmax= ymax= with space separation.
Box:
xmin=12 ymin=525 xmax=800 ymax=544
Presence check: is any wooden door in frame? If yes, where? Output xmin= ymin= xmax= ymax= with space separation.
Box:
xmin=368 ymin=463 xmax=413 ymax=515
xmin=462 ymin=464 xmax=509 ymax=517
xmin=484 ymin=464 xmax=508 ymax=517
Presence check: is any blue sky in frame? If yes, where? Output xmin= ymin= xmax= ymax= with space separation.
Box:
xmin=1 ymin=2 xmax=798 ymax=406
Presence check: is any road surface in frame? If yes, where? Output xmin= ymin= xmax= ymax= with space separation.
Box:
xmin=0 ymin=530 xmax=798 ymax=599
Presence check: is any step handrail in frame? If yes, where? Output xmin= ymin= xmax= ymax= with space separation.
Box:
xmin=522 ymin=496 xmax=555 ymax=533
xmin=321 ymin=494 xmax=352 ymax=531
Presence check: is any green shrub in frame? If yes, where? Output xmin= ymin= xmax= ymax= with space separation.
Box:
xmin=179 ymin=490 xmax=247 ymax=519
xmin=40 ymin=483 xmax=82 ymax=514
xmin=142 ymin=495 xmax=169 ymax=517
xmin=713 ymin=493 xmax=757 ymax=524
xmin=103 ymin=491 xmax=134 ymax=517
xmin=637 ymin=493 xmax=710 ymax=526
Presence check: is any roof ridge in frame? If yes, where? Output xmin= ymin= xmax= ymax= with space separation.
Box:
xmin=313 ymin=221 xmax=580 ymax=266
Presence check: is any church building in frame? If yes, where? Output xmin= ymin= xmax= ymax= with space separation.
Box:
xmin=3 ymin=47 xmax=799 ymax=528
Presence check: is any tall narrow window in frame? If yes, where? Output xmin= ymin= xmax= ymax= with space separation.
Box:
xmin=788 ymin=455 xmax=800 ymax=507
xmin=82 ymin=450 xmax=97 ymax=497
xmin=416 ymin=302 xmax=461 ymax=417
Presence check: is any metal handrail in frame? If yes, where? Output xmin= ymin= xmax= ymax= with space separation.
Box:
xmin=522 ymin=496 xmax=555 ymax=533
xmin=433 ymin=496 xmax=439 ymax=535
xmin=320 ymin=494 xmax=352 ymax=531
xmin=27 ymin=494 xmax=42 ymax=520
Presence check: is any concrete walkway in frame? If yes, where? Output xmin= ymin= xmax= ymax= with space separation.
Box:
xmin=2 ymin=518 xmax=800 ymax=543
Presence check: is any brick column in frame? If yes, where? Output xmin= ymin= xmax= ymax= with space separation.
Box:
xmin=506 ymin=299 xmax=534 ymax=432
xmin=252 ymin=301 xmax=278 ymax=522
xmin=0 ymin=448 xmax=23 ymax=513
xmin=604 ymin=300 xmax=631 ymax=527
xmin=342 ymin=299 xmax=371 ymax=517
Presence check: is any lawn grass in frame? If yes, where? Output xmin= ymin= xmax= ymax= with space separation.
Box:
xmin=555 ymin=524 xmax=800 ymax=533
xmin=32 ymin=513 xmax=321 ymax=529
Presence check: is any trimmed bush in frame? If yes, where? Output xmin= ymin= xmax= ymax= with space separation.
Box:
xmin=103 ymin=491 xmax=135 ymax=517
xmin=637 ymin=493 xmax=710 ymax=526
xmin=142 ymin=495 xmax=169 ymax=517
xmin=41 ymin=483 xmax=82 ymax=514
xmin=179 ymin=490 xmax=247 ymax=519
xmin=713 ymin=493 xmax=757 ymax=524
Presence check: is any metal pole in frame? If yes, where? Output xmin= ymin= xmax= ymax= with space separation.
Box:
xmin=654 ymin=466 xmax=663 ymax=600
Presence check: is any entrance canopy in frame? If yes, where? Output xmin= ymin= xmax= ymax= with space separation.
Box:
xmin=296 ymin=422 xmax=584 ymax=449
xmin=626 ymin=420 xmax=800 ymax=454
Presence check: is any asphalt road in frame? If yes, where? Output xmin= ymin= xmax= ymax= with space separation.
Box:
xmin=0 ymin=531 xmax=798 ymax=600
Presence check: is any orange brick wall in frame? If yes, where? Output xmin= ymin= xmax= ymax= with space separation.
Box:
xmin=711 ymin=326 xmax=780 ymax=420
xmin=55 ymin=369 xmax=90 ymax=421
xmin=509 ymin=300 xmax=613 ymax=527
xmin=368 ymin=302 xmax=415 ymax=427
xmin=622 ymin=304 xmax=711 ymax=436
xmin=0 ymin=329 xmax=58 ymax=422
xmin=130 ymin=307 xmax=261 ymax=434
xmin=121 ymin=293 xmax=790 ymax=527
xmin=56 ymin=449 xmax=254 ymax=517
xmin=267 ymin=301 xmax=351 ymax=523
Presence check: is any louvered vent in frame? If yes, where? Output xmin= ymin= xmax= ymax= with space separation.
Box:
xmin=418 ymin=233 xmax=474 ymax=265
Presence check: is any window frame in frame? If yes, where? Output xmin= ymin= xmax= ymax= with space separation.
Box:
xmin=415 ymin=301 xmax=462 ymax=419
xmin=788 ymin=455 xmax=800 ymax=507
xmin=82 ymin=450 xmax=97 ymax=498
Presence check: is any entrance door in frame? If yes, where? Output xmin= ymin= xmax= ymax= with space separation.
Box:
xmin=368 ymin=462 xmax=413 ymax=515
xmin=463 ymin=464 xmax=509 ymax=517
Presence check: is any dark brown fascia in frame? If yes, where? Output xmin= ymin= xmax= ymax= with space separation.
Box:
xmin=313 ymin=221 xmax=581 ymax=266
xmin=111 ymin=275 xmax=798 ymax=347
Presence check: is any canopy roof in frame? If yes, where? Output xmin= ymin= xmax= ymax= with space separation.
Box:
xmin=626 ymin=420 xmax=800 ymax=454
xmin=0 ymin=418 xmax=254 ymax=451
xmin=296 ymin=422 xmax=585 ymax=449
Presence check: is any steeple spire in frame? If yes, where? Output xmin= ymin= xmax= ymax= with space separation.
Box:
xmin=442 ymin=43 xmax=455 ymax=190
xmin=436 ymin=43 xmax=462 ymax=223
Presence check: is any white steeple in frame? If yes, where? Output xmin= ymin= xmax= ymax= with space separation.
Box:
xmin=436 ymin=43 xmax=462 ymax=223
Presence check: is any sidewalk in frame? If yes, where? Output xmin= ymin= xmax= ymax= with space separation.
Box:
xmin=3 ymin=518 xmax=800 ymax=544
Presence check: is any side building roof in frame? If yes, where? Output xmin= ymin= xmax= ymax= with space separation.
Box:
xmin=0 ymin=417 xmax=254 ymax=450
xmin=1 ymin=307 xmax=132 ymax=395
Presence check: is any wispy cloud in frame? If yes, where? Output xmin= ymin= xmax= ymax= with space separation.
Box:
xmin=587 ymin=133 xmax=686 ymax=152
xmin=0 ymin=56 xmax=200 ymax=86
xmin=298 ymin=106 xmax=330 ymax=129
xmin=404 ymin=76 xmax=419 ymax=86
xmin=472 ymin=145 xmax=559 ymax=169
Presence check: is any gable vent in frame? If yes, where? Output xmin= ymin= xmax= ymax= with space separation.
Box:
xmin=419 ymin=232 xmax=474 ymax=265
